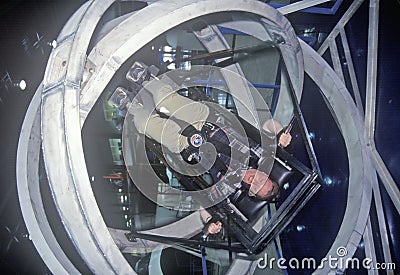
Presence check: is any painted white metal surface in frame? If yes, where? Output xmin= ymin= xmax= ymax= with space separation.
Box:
xmin=16 ymin=2 xmax=92 ymax=274
xmin=277 ymin=0 xmax=331 ymax=15
xmin=19 ymin=0 xmax=304 ymax=273
xmin=301 ymin=39 xmax=373 ymax=274
xmin=16 ymin=0 xmax=398 ymax=274
xmin=17 ymin=85 xmax=80 ymax=275
xmin=41 ymin=0 xmax=134 ymax=273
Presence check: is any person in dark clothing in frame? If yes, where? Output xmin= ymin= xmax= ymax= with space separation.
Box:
xmin=129 ymin=84 xmax=292 ymax=201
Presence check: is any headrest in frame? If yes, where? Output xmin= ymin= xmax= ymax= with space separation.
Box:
xmin=229 ymin=188 xmax=268 ymax=224
xmin=269 ymin=157 xmax=294 ymax=187
xmin=258 ymin=156 xmax=294 ymax=188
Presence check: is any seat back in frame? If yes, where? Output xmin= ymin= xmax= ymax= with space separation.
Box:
xmin=269 ymin=157 xmax=294 ymax=188
xmin=229 ymin=158 xmax=294 ymax=224
xmin=229 ymin=189 xmax=268 ymax=224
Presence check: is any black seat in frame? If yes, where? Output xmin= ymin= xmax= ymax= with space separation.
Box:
xmin=228 ymin=158 xmax=294 ymax=224
xmin=229 ymin=188 xmax=268 ymax=224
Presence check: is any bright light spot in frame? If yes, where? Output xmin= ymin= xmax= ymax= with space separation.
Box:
xmin=167 ymin=62 xmax=175 ymax=70
xmin=118 ymin=188 xmax=123 ymax=193
xmin=324 ymin=176 xmax=333 ymax=185
xmin=283 ymin=183 xmax=290 ymax=190
xmin=296 ymin=225 xmax=306 ymax=232
xmin=90 ymin=176 xmax=95 ymax=182
xmin=120 ymin=195 xmax=124 ymax=203
xmin=151 ymin=45 xmax=155 ymax=50
xmin=309 ymin=132 xmax=315 ymax=139
xmin=18 ymin=80 xmax=27 ymax=91
xmin=304 ymin=27 xmax=315 ymax=34
xmin=50 ymin=40 xmax=57 ymax=48
xmin=159 ymin=106 xmax=170 ymax=114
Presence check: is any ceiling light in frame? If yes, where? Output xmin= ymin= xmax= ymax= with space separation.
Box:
xmin=48 ymin=40 xmax=57 ymax=49
xmin=16 ymin=80 xmax=27 ymax=91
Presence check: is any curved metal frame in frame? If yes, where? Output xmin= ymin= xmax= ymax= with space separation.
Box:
xmin=16 ymin=2 xmax=96 ymax=274
xmin=301 ymin=40 xmax=372 ymax=274
xmin=16 ymin=0 xmax=375 ymax=274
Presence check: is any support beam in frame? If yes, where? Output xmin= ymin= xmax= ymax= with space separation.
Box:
xmin=371 ymin=173 xmax=395 ymax=274
xmin=363 ymin=218 xmax=379 ymax=275
xmin=329 ymin=39 xmax=345 ymax=83
xmin=364 ymin=0 xmax=400 ymax=214
xmin=277 ymin=0 xmax=331 ymax=15
xmin=339 ymin=26 xmax=364 ymax=115
xmin=301 ymin=39 xmax=372 ymax=274
xmin=318 ymin=0 xmax=365 ymax=55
